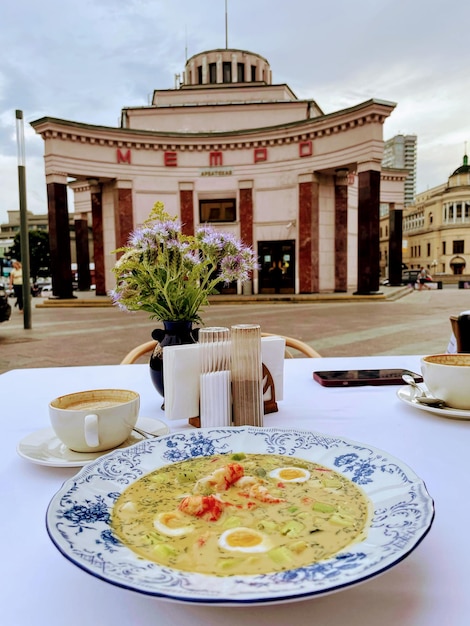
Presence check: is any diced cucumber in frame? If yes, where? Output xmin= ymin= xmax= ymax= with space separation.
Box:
xmin=257 ymin=519 xmax=277 ymax=531
xmin=177 ymin=470 xmax=197 ymax=483
xmin=223 ymin=515 xmax=242 ymax=529
xmin=231 ymin=453 xmax=246 ymax=461
xmin=312 ymin=501 xmax=336 ymax=514
xmin=268 ymin=545 xmax=294 ymax=566
xmin=321 ymin=477 xmax=343 ymax=489
xmin=289 ymin=540 xmax=309 ymax=554
xmin=218 ymin=557 xmax=243 ymax=570
xmin=329 ymin=513 xmax=355 ymax=527
xmin=152 ymin=543 xmax=178 ymax=558
xmin=280 ymin=520 xmax=305 ymax=537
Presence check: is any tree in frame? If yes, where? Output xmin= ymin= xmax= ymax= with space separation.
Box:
xmin=8 ymin=230 xmax=50 ymax=280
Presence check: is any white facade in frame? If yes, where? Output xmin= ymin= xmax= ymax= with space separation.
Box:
xmin=32 ymin=47 xmax=401 ymax=298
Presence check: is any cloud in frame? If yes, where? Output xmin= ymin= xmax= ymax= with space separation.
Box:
xmin=1 ymin=0 xmax=469 ymax=222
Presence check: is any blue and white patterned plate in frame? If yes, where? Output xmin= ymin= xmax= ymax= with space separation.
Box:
xmin=46 ymin=427 xmax=434 ymax=606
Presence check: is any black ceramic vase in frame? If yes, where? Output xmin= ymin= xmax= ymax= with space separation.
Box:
xmin=149 ymin=321 xmax=198 ymax=400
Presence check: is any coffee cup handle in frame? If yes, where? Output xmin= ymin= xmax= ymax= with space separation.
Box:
xmin=84 ymin=414 xmax=100 ymax=448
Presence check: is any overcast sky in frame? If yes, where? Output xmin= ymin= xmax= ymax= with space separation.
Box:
xmin=1 ymin=0 xmax=469 ymax=224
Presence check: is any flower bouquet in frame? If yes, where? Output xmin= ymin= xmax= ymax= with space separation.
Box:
xmin=110 ymin=201 xmax=258 ymax=323
xmin=110 ymin=202 xmax=258 ymax=398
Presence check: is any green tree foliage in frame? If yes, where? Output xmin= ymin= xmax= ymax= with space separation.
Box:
xmin=8 ymin=230 xmax=50 ymax=279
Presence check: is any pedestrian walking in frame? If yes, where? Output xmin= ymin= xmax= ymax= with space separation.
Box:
xmin=9 ymin=260 xmax=23 ymax=311
xmin=418 ymin=266 xmax=432 ymax=291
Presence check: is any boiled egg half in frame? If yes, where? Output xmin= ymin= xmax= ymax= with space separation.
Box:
xmin=154 ymin=511 xmax=194 ymax=537
xmin=218 ymin=527 xmax=271 ymax=553
xmin=268 ymin=467 xmax=311 ymax=482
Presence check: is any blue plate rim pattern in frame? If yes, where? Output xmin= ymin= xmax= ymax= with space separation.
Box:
xmin=45 ymin=426 xmax=435 ymax=606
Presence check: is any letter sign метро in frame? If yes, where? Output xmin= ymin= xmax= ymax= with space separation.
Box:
xmin=299 ymin=141 xmax=313 ymax=157
xmin=209 ymin=151 xmax=223 ymax=167
xmin=254 ymin=147 xmax=267 ymax=163
xmin=164 ymin=151 xmax=178 ymax=167
xmin=117 ymin=149 xmax=131 ymax=164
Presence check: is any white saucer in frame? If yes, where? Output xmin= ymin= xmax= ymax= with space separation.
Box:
xmin=397 ymin=385 xmax=470 ymax=420
xmin=17 ymin=417 xmax=169 ymax=467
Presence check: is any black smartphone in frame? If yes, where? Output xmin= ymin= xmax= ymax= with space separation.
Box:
xmin=313 ymin=368 xmax=423 ymax=387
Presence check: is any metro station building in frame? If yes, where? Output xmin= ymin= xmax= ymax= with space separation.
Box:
xmin=31 ymin=47 xmax=404 ymax=298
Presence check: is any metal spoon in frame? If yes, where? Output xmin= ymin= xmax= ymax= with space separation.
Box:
xmin=132 ymin=425 xmax=160 ymax=439
xmin=402 ymin=374 xmax=445 ymax=407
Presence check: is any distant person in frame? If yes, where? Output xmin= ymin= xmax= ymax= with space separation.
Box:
xmin=418 ymin=267 xmax=432 ymax=291
xmin=9 ymin=260 xmax=23 ymax=311
xmin=269 ymin=261 xmax=283 ymax=294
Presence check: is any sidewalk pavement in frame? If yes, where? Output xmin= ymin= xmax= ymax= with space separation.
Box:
xmin=1 ymin=285 xmax=468 ymax=374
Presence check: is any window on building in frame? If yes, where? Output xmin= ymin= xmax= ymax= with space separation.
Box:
xmin=197 ymin=65 xmax=203 ymax=84
xmin=199 ymin=199 xmax=236 ymax=223
xmin=223 ymin=62 xmax=232 ymax=83
xmin=251 ymin=65 xmax=257 ymax=81
xmin=453 ymin=240 xmax=465 ymax=254
xmin=427 ymin=243 xmax=431 ymax=257
xmin=237 ymin=63 xmax=245 ymax=82
xmin=443 ymin=241 xmax=446 ymax=254
xmin=429 ymin=212 xmax=433 ymax=225
xmin=466 ymin=202 xmax=470 ymax=219
xmin=209 ymin=63 xmax=217 ymax=84
xmin=456 ymin=203 xmax=462 ymax=220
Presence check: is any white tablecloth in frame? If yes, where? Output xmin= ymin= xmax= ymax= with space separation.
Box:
xmin=1 ymin=355 xmax=467 ymax=625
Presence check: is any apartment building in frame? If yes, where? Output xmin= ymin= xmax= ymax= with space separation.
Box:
xmin=382 ymin=134 xmax=417 ymax=206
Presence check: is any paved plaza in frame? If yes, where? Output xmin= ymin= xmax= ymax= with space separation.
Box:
xmin=1 ymin=285 xmax=468 ymax=374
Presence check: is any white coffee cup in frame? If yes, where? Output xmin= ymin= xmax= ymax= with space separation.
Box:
xmin=49 ymin=389 xmax=140 ymax=452
xmin=421 ymin=354 xmax=470 ymax=410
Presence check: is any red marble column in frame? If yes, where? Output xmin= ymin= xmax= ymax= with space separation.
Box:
xmin=239 ymin=187 xmax=253 ymax=247
xmin=74 ymin=218 xmax=91 ymax=291
xmin=115 ymin=188 xmax=134 ymax=249
xmin=298 ymin=179 xmax=319 ymax=293
xmin=47 ymin=181 xmax=74 ymax=298
xmin=180 ymin=189 xmax=194 ymax=235
xmin=91 ymin=188 xmax=106 ymax=296
xmin=334 ymin=178 xmax=348 ymax=292
xmin=356 ymin=169 xmax=381 ymax=294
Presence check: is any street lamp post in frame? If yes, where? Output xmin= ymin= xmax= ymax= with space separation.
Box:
xmin=15 ymin=110 xmax=32 ymax=329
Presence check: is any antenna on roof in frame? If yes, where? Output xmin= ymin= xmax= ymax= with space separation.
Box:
xmin=185 ymin=24 xmax=188 ymax=61
xmin=225 ymin=0 xmax=228 ymax=48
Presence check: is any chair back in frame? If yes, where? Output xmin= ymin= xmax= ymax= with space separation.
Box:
xmin=450 ymin=314 xmax=470 ymax=353
xmin=121 ymin=334 xmax=321 ymax=364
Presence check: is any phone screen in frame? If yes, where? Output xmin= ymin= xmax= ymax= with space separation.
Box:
xmin=313 ymin=368 xmax=423 ymax=387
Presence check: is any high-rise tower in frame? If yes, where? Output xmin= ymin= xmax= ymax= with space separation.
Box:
xmin=382 ymin=134 xmax=417 ymax=206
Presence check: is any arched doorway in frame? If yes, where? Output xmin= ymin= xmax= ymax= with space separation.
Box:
xmin=450 ymin=256 xmax=466 ymax=275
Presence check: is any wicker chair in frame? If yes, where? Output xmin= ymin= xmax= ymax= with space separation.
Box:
xmin=120 ymin=333 xmax=321 ymax=364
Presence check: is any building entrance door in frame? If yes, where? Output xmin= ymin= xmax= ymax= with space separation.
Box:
xmin=258 ymin=240 xmax=295 ymax=294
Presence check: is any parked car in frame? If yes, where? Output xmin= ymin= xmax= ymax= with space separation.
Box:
xmin=401 ymin=269 xmax=420 ymax=285
xmin=0 ymin=284 xmax=11 ymax=322
xmin=382 ymin=270 xmax=421 ymax=287
xmin=40 ymin=284 xmax=53 ymax=296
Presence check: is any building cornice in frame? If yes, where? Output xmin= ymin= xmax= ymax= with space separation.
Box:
xmin=31 ymin=98 xmax=396 ymax=153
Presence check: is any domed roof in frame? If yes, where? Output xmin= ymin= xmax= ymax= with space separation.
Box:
xmin=451 ymin=154 xmax=470 ymax=176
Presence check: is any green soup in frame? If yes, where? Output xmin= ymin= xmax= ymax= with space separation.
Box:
xmin=112 ymin=452 xmax=371 ymax=576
